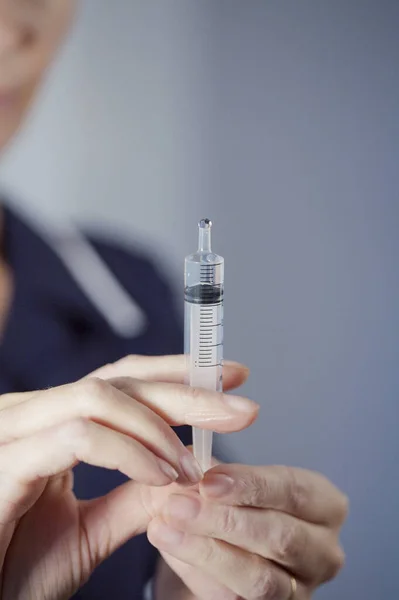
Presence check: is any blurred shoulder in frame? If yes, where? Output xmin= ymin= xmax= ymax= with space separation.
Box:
xmin=84 ymin=231 xmax=182 ymax=332
xmin=86 ymin=232 xmax=175 ymax=297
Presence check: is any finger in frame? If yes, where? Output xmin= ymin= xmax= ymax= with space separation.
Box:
xmin=163 ymin=493 xmax=345 ymax=584
xmin=0 ymin=356 xmax=249 ymax=412
xmin=148 ymin=518 xmax=308 ymax=600
xmin=0 ymin=379 xmax=203 ymax=484
xmin=0 ymin=378 xmax=257 ymax=482
xmin=78 ymin=479 xmax=228 ymax=580
xmin=158 ymin=552 xmax=236 ymax=600
xmin=108 ymin=377 xmax=259 ymax=433
xmin=0 ymin=355 xmax=249 ymax=410
xmin=200 ymin=465 xmax=348 ymax=527
xmin=0 ymin=420 xmax=178 ymax=523
xmin=78 ymin=479 xmax=184 ymax=570
xmin=89 ymin=355 xmax=250 ymax=392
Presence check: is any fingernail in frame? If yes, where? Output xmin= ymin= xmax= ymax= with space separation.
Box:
xmin=224 ymin=394 xmax=259 ymax=413
xmin=202 ymin=473 xmax=235 ymax=497
xmin=158 ymin=459 xmax=179 ymax=482
xmin=167 ymin=494 xmax=200 ymax=521
xmin=180 ymin=454 xmax=203 ymax=483
xmin=152 ymin=521 xmax=184 ymax=546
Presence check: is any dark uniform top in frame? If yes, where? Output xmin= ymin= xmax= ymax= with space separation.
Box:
xmin=0 ymin=206 xmax=191 ymax=599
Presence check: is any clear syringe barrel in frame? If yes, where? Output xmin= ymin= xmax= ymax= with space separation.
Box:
xmin=184 ymin=219 xmax=224 ymax=472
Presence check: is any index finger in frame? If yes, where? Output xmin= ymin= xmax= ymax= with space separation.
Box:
xmin=108 ymin=377 xmax=259 ymax=434
xmin=200 ymin=464 xmax=348 ymax=526
xmin=0 ymin=356 xmax=249 ymax=412
xmin=90 ymin=355 xmax=249 ymax=392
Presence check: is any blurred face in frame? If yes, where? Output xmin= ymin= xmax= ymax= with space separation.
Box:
xmin=0 ymin=0 xmax=76 ymax=153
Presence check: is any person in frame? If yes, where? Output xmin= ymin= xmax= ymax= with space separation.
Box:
xmin=0 ymin=2 xmax=348 ymax=599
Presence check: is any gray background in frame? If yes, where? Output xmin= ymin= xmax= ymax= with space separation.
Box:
xmin=1 ymin=1 xmax=398 ymax=598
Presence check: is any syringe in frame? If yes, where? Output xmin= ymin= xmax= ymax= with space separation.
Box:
xmin=184 ymin=219 xmax=224 ymax=472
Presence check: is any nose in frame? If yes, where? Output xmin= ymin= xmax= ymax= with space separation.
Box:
xmin=0 ymin=12 xmax=22 ymax=58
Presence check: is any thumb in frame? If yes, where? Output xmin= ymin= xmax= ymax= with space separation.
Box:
xmin=78 ymin=480 xmax=184 ymax=567
xmin=78 ymin=453 xmax=224 ymax=567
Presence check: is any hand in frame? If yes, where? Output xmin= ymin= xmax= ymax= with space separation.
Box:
xmin=0 ymin=355 xmax=256 ymax=600
xmin=148 ymin=464 xmax=348 ymax=600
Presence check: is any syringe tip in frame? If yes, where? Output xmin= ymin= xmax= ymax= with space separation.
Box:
xmin=199 ymin=218 xmax=212 ymax=229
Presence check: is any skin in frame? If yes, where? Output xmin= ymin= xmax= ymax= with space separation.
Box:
xmin=0 ymin=0 xmax=75 ymax=153
xmin=0 ymin=356 xmax=258 ymax=599
xmin=0 ymin=3 xmax=348 ymax=599
xmin=150 ymin=466 xmax=347 ymax=600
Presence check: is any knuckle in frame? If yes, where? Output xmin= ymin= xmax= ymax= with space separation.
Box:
xmin=241 ymin=472 xmax=268 ymax=506
xmin=187 ymin=386 xmax=204 ymax=403
xmin=76 ymin=378 xmax=111 ymax=416
xmin=76 ymin=377 xmax=104 ymax=399
xmin=249 ymin=562 xmax=279 ymax=600
xmin=187 ymin=386 xmax=224 ymax=406
xmin=324 ymin=545 xmax=346 ymax=581
xmin=200 ymin=538 xmax=218 ymax=566
xmin=283 ymin=467 xmax=309 ymax=514
xmin=218 ymin=505 xmax=239 ymax=534
xmin=119 ymin=354 xmax=140 ymax=368
xmin=59 ymin=418 xmax=91 ymax=447
xmin=274 ymin=520 xmax=305 ymax=564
